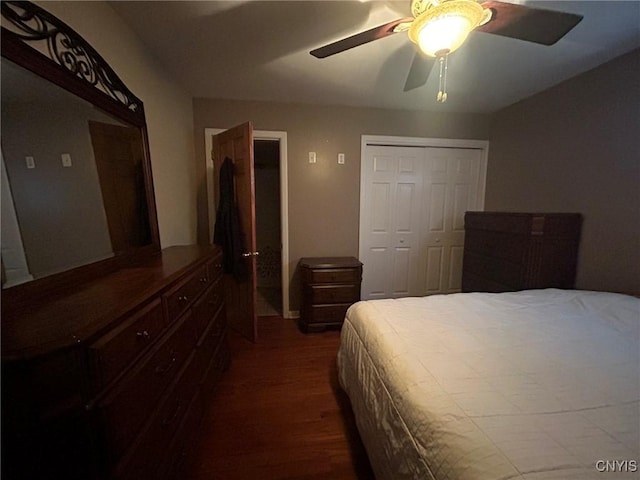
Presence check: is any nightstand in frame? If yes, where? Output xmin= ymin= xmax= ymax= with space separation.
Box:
xmin=299 ymin=257 xmax=363 ymax=333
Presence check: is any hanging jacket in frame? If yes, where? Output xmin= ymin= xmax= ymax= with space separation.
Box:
xmin=213 ymin=157 xmax=246 ymax=280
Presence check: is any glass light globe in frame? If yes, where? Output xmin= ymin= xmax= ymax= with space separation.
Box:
xmin=409 ymin=0 xmax=486 ymax=57
xmin=417 ymin=14 xmax=475 ymax=56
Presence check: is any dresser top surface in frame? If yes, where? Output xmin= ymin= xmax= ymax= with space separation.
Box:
xmin=299 ymin=257 xmax=362 ymax=269
xmin=2 ymin=245 xmax=220 ymax=361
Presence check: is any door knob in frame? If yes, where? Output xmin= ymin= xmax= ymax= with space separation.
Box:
xmin=242 ymin=251 xmax=260 ymax=257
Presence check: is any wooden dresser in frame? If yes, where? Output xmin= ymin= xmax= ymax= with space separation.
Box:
xmin=462 ymin=212 xmax=582 ymax=293
xmin=299 ymin=257 xmax=363 ymax=333
xmin=1 ymin=245 xmax=230 ymax=480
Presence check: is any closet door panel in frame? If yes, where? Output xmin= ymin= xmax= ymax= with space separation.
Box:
xmin=360 ymin=139 xmax=487 ymax=299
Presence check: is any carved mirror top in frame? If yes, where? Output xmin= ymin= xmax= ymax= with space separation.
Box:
xmin=1 ymin=1 xmax=144 ymax=125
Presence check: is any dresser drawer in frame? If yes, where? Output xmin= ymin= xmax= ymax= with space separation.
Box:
xmin=306 ymin=284 xmax=360 ymax=304
xmin=207 ymin=256 xmax=224 ymax=283
xmin=154 ymin=352 xmax=200 ymax=441
xmin=96 ymin=311 xmax=197 ymax=460
xmin=160 ymin=389 xmax=205 ymax=480
xmin=114 ymin=352 xmax=200 ymax=480
xmin=305 ymin=304 xmax=351 ymax=325
xmin=303 ymin=267 xmax=361 ymax=284
xmin=192 ymin=279 xmax=224 ymax=340
xmin=164 ymin=265 xmax=209 ymax=322
xmin=89 ymin=300 xmax=165 ymax=392
xmin=201 ymin=337 xmax=230 ymax=399
xmin=193 ymin=307 xmax=226 ymax=384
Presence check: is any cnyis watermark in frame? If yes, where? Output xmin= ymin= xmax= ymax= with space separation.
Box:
xmin=595 ymin=460 xmax=638 ymax=473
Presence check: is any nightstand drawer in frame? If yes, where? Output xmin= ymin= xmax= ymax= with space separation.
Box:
xmin=299 ymin=256 xmax=362 ymax=333
xmin=305 ymin=304 xmax=351 ymax=324
xmin=303 ymin=267 xmax=360 ymax=284
xmin=306 ymin=284 xmax=359 ymax=304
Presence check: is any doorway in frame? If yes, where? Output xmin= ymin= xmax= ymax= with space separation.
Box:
xmin=254 ymin=140 xmax=282 ymax=316
xmin=205 ymin=128 xmax=290 ymax=318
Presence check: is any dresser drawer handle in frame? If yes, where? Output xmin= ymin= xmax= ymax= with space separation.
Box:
xmin=178 ymin=295 xmax=189 ymax=303
xmin=136 ymin=330 xmax=151 ymax=340
xmin=155 ymin=355 xmax=177 ymax=375
xmin=199 ymin=277 xmax=208 ymax=283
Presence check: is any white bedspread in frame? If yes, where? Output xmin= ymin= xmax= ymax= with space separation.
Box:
xmin=338 ymin=289 xmax=640 ymax=480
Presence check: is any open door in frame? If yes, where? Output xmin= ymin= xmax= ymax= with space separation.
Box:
xmin=212 ymin=122 xmax=258 ymax=342
xmin=88 ymin=121 xmax=151 ymax=252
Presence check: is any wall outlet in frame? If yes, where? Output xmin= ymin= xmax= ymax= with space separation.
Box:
xmin=61 ymin=153 xmax=72 ymax=167
xmin=25 ymin=156 xmax=35 ymax=169
xmin=308 ymin=152 xmax=317 ymax=164
xmin=338 ymin=153 xmax=345 ymax=164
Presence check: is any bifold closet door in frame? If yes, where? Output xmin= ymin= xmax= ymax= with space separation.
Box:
xmin=360 ymin=146 xmax=424 ymax=299
xmin=360 ymin=144 xmax=484 ymax=300
xmin=421 ymin=147 xmax=483 ymax=295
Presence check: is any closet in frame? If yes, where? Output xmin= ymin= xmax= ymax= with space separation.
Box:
xmin=359 ymin=136 xmax=488 ymax=299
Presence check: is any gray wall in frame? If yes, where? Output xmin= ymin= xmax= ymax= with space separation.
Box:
xmin=194 ymin=100 xmax=492 ymax=311
xmin=486 ymin=49 xmax=640 ymax=295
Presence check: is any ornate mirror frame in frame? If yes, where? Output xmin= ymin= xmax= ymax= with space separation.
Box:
xmin=1 ymin=1 xmax=160 ymax=293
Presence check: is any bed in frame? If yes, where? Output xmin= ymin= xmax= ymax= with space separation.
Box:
xmin=337 ymin=289 xmax=639 ymax=480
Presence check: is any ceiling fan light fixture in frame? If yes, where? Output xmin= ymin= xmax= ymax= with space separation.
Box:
xmin=409 ymin=0 xmax=487 ymax=57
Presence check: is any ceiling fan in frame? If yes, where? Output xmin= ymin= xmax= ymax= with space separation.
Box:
xmin=310 ymin=0 xmax=583 ymax=102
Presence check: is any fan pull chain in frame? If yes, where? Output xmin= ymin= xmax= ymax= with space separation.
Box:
xmin=437 ymin=54 xmax=448 ymax=103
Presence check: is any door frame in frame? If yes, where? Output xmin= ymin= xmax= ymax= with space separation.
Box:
xmin=205 ymin=128 xmax=291 ymax=318
xmin=359 ymin=134 xmax=489 ymax=295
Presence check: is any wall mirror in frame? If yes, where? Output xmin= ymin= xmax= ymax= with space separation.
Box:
xmin=1 ymin=1 xmax=160 ymax=291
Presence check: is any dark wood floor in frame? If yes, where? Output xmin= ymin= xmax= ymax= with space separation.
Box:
xmin=183 ymin=316 xmax=375 ymax=480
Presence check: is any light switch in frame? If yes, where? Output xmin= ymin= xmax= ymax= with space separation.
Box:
xmin=25 ymin=156 xmax=35 ymax=169
xmin=338 ymin=153 xmax=345 ymax=165
xmin=61 ymin=153 xmax=72 ymax=167
xmin=308 ymin=152 xmax=317 ymax=164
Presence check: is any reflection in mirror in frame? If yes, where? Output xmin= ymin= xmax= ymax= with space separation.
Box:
xmin=1 ymin=58 xmax=152 ymax=288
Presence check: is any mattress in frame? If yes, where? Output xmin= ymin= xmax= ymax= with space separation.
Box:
xmin=337 ymin=289 xmax=640 ymax=480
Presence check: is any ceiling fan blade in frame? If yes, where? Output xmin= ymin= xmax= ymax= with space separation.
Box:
xmin=403 ymin=52 xmax=435 ymax=92
xmin=477 ymin=1 xmax=583 ymax=45
xmin=310 ymin=17 xmax=414 ymax=58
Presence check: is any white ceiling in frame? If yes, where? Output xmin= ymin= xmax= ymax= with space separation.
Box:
xmin=110 ymin=1 xmax=640 ymax=114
